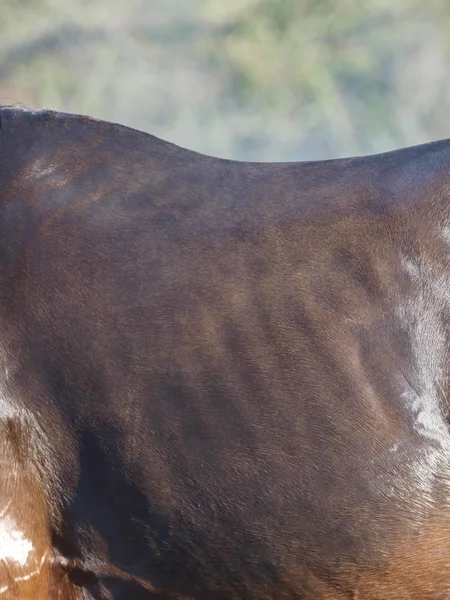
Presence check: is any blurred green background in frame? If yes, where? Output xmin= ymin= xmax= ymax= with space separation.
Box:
xmin=1 ymin=0 xmax=449 ymax=161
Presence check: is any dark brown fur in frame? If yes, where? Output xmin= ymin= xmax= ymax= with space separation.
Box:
xmin=1 ymin=106 xmax=450 ymax=598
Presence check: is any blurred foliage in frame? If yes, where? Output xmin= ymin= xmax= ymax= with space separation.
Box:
xmin=1 ymin=0 xmax=450 ymax=160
